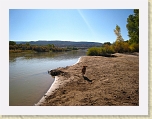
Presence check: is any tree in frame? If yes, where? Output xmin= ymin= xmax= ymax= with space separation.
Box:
xmin=113 ymin=25 xmax=124 ymax=52
xmin=103 ymin=42 xmax=111 ymax=46
xmin=114 ymin=25 xmax=124 ymax=42
xmin=9 ymin=41 xmax=16 ymax=45
xmin=126 ymin=9 xmax=139 ymax=44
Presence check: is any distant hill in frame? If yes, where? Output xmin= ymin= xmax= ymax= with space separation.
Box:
xmin=16 ymin=40 xmax=103 ymax=48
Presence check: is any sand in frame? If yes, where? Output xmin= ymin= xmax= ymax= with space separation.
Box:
xmin=36 ymin=53 xmax=139 ymax=106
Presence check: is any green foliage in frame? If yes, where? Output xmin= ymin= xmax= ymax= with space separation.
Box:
xmin=66 ymin=47 xmax=78 ymax=51
xmin=112 ymin=25 xmax=126 ymax=53
xmin=87 ymin=47 xmax=102 ymax=56
xmin=129 ymin=43 xmax=139 ymax=52
xmin=126 ymin=9 xmax=139 ymax=44
xmin=32 ymin=46 xmax=50 ymax=52
xmin=103 ymin=42 xmax=111 ymax=46
xmin=48 ymin=44 xmax=55 ymax=49
xmin=102 ymin=44 xmax=115 ymax=54
xmin=112 ymin=40 xmax=131 ymax=53
xmin=122 ymin=41 xmax=130 ymax=52
xmin=9 ymin=41 xmax=16 ymax=45
xmin=87 ymin=40 xmax=133 ymax=56
xmin=113 ymin=41 xmax=123 ymax=53
xmin=87 ymin=9 xmax=139 ymax=56
xmin=9 ymin=43 xmax=78 ymax=53
xmin=87 ymin=45 xmax=115 ymax=56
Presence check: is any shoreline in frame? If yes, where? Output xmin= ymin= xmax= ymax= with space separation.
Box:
xmin=36 ymin=53 xmax=139 ymax=106
xmin=35 ymin=76 xmax=59 ymax=106
xmin=35 ymin=56 xmax=82 ymax=106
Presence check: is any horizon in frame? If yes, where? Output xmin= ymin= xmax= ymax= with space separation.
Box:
xmin=9 ymin=9 xmax=134 ymax=44
xmin=13 ymin=40 xmax=103 ymax=43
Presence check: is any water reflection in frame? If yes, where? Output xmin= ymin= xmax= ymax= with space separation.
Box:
xmin=9 ymin=49 xmax=87 ymax=106
xmin=9 ymin=49 xmax=87 ymax=62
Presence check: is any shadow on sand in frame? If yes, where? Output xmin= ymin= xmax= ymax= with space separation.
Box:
xmin=83 ymin=76 xmax=92 ymax=82
xmin=101 ymin=54 xmax=117 ymax=57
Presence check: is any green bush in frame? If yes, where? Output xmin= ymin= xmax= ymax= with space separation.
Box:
xmin=87 ymin=47 xmax=101 ymax=56
xmin=129 ymin=43 xmax=139 ymax=52
xmin=87 ymin=46 xmax=115 ymax=56
xmin=122 ymin=42 xmax=130 ymax=52
xmin=87 ymin=40 xmax=139 ymax=56
xmin=103 ymin=44 xmax=115 ymax=54
xmin=9 ymin=41 xmax=16 ymax=45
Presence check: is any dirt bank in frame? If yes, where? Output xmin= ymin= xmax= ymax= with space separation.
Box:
xmin=37 ymin=53 xmax=139 ymax=106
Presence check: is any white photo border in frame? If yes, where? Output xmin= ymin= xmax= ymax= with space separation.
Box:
xmin=0 ymin=0 xmax=148 ymax=115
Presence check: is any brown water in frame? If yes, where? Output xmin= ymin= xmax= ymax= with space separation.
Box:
xmin=9 ymin=50 xmax=87 ymax=106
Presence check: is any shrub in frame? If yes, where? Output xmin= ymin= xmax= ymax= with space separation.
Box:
xmin=9 ymin=41 xmax=16 ymax=45
xmin=87 ymin=47 xmax=101 ymax=56
xmin=103 ymin=44 xmax=115 ymax=54
xmin=129 ymin=43 xmax=139 ymax=52
xmin=122 ymin=42 xmax=130 ymax=52
xmin=87 ymin=46 xmax=115 ymax=56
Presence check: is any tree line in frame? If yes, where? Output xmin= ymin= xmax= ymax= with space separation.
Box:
xmin=9 ymin=41 xmax=78 ymax=53
xmin=87 ymin=9 xmax=139 ymax=56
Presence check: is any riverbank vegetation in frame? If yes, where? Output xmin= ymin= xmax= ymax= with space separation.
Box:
xmin=87 ymin=9 xmax=139 ymax=56
xmin=9 ymin=41 xmax=78 ymax=53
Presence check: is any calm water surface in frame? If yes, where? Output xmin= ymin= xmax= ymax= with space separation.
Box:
xmin=9 ymin=50 xmax=87 ymax=106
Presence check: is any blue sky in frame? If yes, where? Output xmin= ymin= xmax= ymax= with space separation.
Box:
xmin=9 ymin=9 xmax=134 ymax=43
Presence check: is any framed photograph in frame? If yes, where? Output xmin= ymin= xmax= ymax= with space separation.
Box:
xmin=0 ymin=0 xmax=148 ymax=115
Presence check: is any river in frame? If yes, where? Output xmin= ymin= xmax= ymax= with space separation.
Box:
xmin=9 ymin=49 xmax=87 ymax=106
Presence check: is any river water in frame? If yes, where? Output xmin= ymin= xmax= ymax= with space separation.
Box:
xmin=9 ymin=49 xmax=87 ymax=106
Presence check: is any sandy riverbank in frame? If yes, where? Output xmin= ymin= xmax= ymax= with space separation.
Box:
xmin=36 ymin=53 xmax=139 ymax=106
